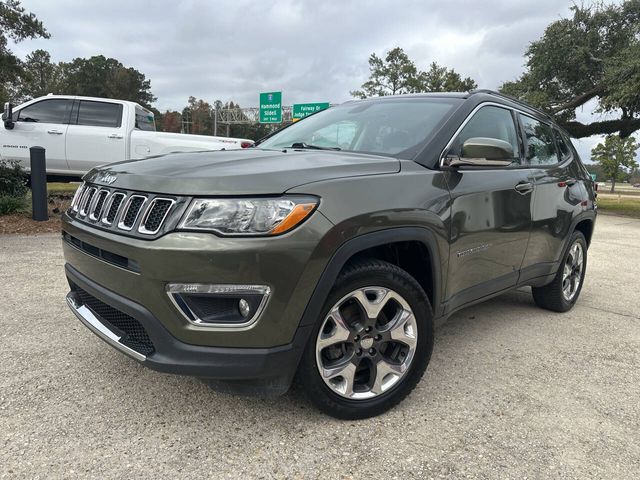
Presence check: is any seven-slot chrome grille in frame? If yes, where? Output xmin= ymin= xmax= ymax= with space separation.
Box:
xmin=69 ymin=182 xmax=184 ymax=238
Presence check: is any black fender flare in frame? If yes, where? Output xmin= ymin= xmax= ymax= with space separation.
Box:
xmin=289 ymin=227 xmax=444 ymax=363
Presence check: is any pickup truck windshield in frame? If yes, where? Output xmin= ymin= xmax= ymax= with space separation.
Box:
xmin=135 ymin=107 xmax=156 ymax=131
xmin=258 ymin=97 xmax=461 ymax=158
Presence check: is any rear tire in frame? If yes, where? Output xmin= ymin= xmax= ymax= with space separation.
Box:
xmin=532 ymin=231 xmax=587 ymax=312
xmin=297 ymin=259 xmax=434 ymax=419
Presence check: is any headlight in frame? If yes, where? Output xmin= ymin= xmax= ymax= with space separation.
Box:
xmin=177 ymin=196 xmax=318 ymax=236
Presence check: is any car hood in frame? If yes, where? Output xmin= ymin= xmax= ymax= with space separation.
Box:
xmin=84 ymin=148 xmax=400 ymax=195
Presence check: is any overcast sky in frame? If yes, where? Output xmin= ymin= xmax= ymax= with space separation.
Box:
xmin=10 ymin=0 xmax=629 ymax=161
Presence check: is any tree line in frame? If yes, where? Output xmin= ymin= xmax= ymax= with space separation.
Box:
xmin=1 ymin=0 xmax=638 ymax=187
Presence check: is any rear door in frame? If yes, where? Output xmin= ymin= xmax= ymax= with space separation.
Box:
xmin=65 ymin=100 xmax=127 ymax=174
xmin=443 ymin=105 xmax=535 ymax=312
xmin=2 ymin=98 xmax=72 ymax=173
xmin=519 ymin=115 xmax=586 ymax=281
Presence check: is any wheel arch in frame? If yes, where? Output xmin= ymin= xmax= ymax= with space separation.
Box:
xmin=297 ymin=227 xmax=444 ymax=331
xmin=574 ymin=217 xmax=595 ymax=247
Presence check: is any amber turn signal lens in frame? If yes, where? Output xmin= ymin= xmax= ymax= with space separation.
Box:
xmin=269 ymin=203 xmax=317 ymax=235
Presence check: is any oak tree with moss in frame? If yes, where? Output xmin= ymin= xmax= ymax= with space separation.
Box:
xmin=501 ymin=2 xmax=640 ymax=139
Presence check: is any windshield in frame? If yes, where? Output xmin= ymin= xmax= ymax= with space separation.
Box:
xmin=259 ymin=97 xmax=461 ymax=158
xmin=135 ymin=107 xmax=156 ymax=131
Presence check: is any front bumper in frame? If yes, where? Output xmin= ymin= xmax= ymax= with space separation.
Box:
xmin=61 ymin=210 xmax=334 ymax=348
xmin=65 ymin=264 xmax=311 ymax=395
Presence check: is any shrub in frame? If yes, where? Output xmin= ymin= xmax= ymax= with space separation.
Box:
xmin=0 ymin=160 xmax=28 ymax=198
xmin=0 ymin=160 xmax=28 ymax=216
xmin=0 ymin=195 xmax=26 ymax=215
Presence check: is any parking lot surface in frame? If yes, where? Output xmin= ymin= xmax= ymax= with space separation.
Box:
xmin=1 ymin=214 xmax=639 ymax=479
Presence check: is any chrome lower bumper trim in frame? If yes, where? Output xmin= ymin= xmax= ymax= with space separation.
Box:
xmin=66 ymin=293 xmax=146 ymax=362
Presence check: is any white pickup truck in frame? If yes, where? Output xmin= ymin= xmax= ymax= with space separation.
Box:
xmin=1 ymin=95 xmax=253 ymax=179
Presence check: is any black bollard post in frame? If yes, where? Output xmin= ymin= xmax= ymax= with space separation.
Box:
xmin=29 ymin=146 xmax=48 ymax=221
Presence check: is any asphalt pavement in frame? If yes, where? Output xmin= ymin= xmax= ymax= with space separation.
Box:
xmin=1 ymin=214 xmax=639 ymax=479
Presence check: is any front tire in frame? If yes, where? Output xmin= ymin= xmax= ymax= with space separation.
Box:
xmin=297 ymin=259 xmax=434 ymax=419
xmin=532 ymin=231 xmax=587 ymax=312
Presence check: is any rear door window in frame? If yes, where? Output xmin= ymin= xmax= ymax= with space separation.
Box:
xmin=76 ymin=101 xmax=123 ymax=128
xmin=519 ymin=114 xmax=560 ymax=166
xmin=16 ymin=99 xmax=72 ymax=124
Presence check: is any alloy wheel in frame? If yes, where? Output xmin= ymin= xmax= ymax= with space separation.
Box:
xmin=315 ymin=287 xmax=418 ymax=400
xmin=562 ymin=242 xmax=584 ymax=302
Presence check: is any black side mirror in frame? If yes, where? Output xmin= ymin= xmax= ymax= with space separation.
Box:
xmin=2 ymin=102 xmax=15 ymax=129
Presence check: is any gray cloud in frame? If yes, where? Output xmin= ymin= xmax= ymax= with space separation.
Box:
xmin=10 ymin=0 xmax=631 ymax=161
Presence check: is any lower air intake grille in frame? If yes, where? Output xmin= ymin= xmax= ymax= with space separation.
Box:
xmin=74 ymin=286 xmax=155 ymax=356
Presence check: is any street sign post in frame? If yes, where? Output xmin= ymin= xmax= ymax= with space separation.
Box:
xmin=259 ymin=92 xmax=282 ymax=123
xmin=292 ymin=102 xmax=330 ymax=121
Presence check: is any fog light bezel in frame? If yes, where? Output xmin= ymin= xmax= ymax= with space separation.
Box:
xmin=166 ymin=283 xmax=271 ymax=329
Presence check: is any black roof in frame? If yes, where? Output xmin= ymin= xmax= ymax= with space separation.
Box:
xmin=343 ymin=90 xmax=553 ymax=123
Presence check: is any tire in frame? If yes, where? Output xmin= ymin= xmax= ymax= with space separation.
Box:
xmin=297 ymin=258 xmax=434 ymax=419
xmin=532 ymin=231 xmax=587 ymax=312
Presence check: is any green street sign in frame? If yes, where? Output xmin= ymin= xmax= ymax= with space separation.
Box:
xmin=590 ymin=173 xmax=597 ymax=182
xmin=259 ymin=91 xmax=282 ymax=123
xmin=292 ymin=102 xmax=330 ymax=120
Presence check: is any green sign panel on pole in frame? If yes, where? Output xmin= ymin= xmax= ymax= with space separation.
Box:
xmin=259 ymin=92 xmax=282 ymax=123
xmin=292 ymin=102 xmax=330 ymax=120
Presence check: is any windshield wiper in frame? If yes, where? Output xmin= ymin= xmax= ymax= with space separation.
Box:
xmin=290 ymin=142 xmax=341 ymax=151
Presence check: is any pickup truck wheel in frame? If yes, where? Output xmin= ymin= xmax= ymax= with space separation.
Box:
xmin=532 ymin=231 xmax=587 ymax=312
xmin=297 ymin=259 xmax=433 ymax=419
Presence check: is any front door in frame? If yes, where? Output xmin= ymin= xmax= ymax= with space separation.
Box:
xmin=443 ymin=105 xmax=534 ymax=312
xmin=1 ymin=98 xmax=72 ymax=173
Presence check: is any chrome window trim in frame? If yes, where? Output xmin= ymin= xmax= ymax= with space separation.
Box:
xmin=117 ymin=194 xmax=147 ymax=231
xmin=439 ymin=101 xmax=532 ymax=169
xmin=138 ymin=198 xmax=176 ymax=235
xmin=101 ymin=192 xmax=126 ymax=225
xmin=88 ymin=189 xmax=110 ymax=221
xmin=166 ymin=283 xmax=271 ymax=331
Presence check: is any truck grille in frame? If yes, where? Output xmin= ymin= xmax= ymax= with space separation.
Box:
xmin=69 ymin=183 xmax=185 ymax=238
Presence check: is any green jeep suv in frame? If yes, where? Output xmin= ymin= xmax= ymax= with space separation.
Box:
xmin=62 ymin=91 xmax=596 ymax=419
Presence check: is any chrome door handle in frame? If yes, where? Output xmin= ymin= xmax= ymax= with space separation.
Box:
xmin=47 ymin=129 xmax=63 ymax=135
xmin=514 ymin=182 xmax=533 ymax=194
xmin=108 ymin=134 xmax=123 ymax=139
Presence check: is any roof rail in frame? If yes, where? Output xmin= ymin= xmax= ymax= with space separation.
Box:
xmin=470 ymin=89 xmax=553 ymax=120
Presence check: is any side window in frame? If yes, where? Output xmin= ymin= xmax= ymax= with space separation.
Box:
xmin=451 ymin=106 xmax=519 ymax=162
xmin=76 ymin=101 xmax=123 ymax=128
xmin=554 ymin=130 xmax=573 ymax=162
xmin=519 ymin=114 xmax=559 ymax=166
xmin=16 ymin=99 xmax=71 ymax=124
